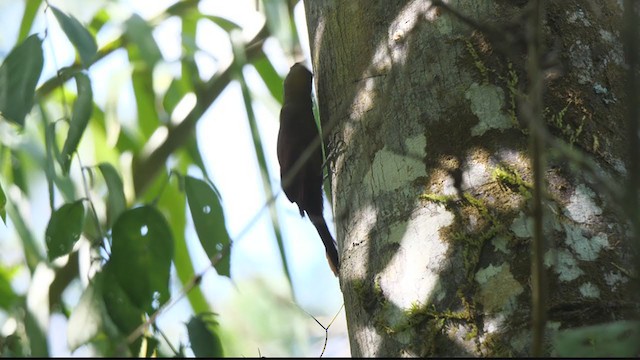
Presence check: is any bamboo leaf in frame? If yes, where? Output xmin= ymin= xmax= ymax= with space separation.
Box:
xmin=0 ymin=266 xmax=19 ymax=310
xmin=252 ymin=55 xmax=284 ymax=104
xmin=0 ymin=182 xmax=5 ymax=224
xmin=101 ymin=265 xmax=143 ymax=355
xmin=50 ymin=6 xmax=98 ymax=67
xmin=125 ymin=14 xmax=162 ymax=67
xmin=110 ymin=206 xmax=173 ymax=313
xmin=154 ymin=173 xmax=210 ymax=315
xmin=17 ymin=0 xmax=43 ymax=42
xmin=186 ymin=314 xmax=224 ymax=357
xmin=60 ymin=72 xmax=93 ymax=174
xmin=97 ymin=163 xmax=126 ymax=228
xmin=45 ymin=200 xmax=85 ymax=261
xmin=201 ymin=15 xmax=241 ymax=32
xmin=0 ymin=35 xmax=44 ymax=126
xmin=67 ymin=275 xmax=111 ymax=351
xmin=184 ymin=176 xmax=231 ymax=277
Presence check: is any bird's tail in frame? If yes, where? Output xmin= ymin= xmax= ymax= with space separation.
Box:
xmin=308 ymin=213 xmax=340 ymax=276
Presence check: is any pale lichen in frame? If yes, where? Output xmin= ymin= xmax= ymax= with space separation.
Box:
xmin=491 ymin=235 xmax=510 ymax=254
xmin=510 ymin=212 xmax=533 ymax=238
xmin=364 ymin=134 xmax=427 ymax=194
xmin=544 ymin=249 xmax=584 ymax=282
xmin=603 ymin=271 xmax=628 ymax=291
xmin=465 ymin=83 xmax=513 ymax=136
xmin=564 ymin=184 xmax=602 ymax=223
xmin=563 ymin=223 xmax=609 ymax=261
xmin=579 ymin=282 xmax=600 ymax=298
xmin=474 ymin=263 xmax=524 ymax=314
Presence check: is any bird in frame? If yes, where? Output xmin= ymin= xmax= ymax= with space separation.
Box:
xmin=276 ymin=62 xmax=340 ymax=276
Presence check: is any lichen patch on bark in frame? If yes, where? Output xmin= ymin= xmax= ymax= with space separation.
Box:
xmin=364 ymin=134 xmax=427 ymax=194
xmin=563 ymin=184 xmax=602 ymax=223
xmin=544 ymin=249 xmax=584 ymax=282
xmin=464 ymin=83 xmax=513 ymax=136
xmin=474 ymin=264 xmax=524 ymax=314
xmin=562 ymin=223 xmax=609 ymax=261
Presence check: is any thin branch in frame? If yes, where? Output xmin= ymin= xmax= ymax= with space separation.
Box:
xmin=294 ymin=303 xmax=344 ymax=357
xmin=525 ymin=0 xmax=547 ymax=356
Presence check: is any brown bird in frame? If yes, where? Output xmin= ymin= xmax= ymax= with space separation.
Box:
xmin=276 ymin=63 xmax=340 ymax=276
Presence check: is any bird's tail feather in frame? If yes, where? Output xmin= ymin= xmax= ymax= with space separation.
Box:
xmin=308 ymin=214 xmax=340 ymax=276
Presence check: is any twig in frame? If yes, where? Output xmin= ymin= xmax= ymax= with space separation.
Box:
xmin=525 ymin=0 xmax=548 ymax=356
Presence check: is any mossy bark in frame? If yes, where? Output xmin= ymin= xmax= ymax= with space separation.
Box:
xmin=304 ymin=0 xmax=636 ymax=356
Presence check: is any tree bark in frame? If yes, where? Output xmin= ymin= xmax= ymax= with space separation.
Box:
xmin=304 ymin=0 xmax=637 ymax=357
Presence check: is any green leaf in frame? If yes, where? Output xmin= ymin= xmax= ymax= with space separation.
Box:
xmin=67 ymin=283 xmax=102 ymax=350
xmin=262 ymin=0 xmax=295 ymax=54
xmin=67 ymin=274 xmax=110 ymax=351
xmin=45 ymin=200 xmax=85 ymax=261
xmin=10 ymin=149 xmax=28 ymax=195
xmin=554 ymin=320 xmax=640 ymax=357
xmin=144 ymin=336 xmax=159 ymax=357
xmin=97 ymin=163 xmax=126 ymax=228
xmin=181 ymin=10 xmax=198 ymax=57
xmin=0 ymin=181 xmax=6 ymax=223
xmin=50 ymin=6 xmax=98 ymax=67
xmin=110 ymin=206 xmax=173 ymax=313
xmin=125 ymin=14 xmax=162 ymax=67
xmin=25 ymin=306 xmax=48 ymax=356
xmin=162 ymin=78 xmax=190 ymax=116
xmin=101 ymin=265 xmax=143 ymax=355
xmin=123 ymin=14 xmax=163 ymax=138
xmin=201 ymin=15 xmax=241 ymax=32
xmin=88 ymin=7 xmax=111 ymax=35
xmin=0 ymin=266 xmax=18 ymax=310
xmin=18 ymin=0 xmax=43 ymax=42
xmin=0 ymin=34 xmax=44 ymax=126
xmin=186 ymin=314 xmax=224 ymax=357
xmin=60 ymin=72 xmax=93 ymax=174
xmin=184 ymin=176 xmax=231 ymax=277
xmin=154 ymin=173 xmax=210 ymax=315
xmin=41 ymin=107 xmax=57 ymax=210
xmin=131 ymin=67 xmax=159 ymax=138
xmin=6 ymin=190 xmax=43 ymax=271
xmin=180 ymin=11 xmax=200 ymax=87
xmin=252 ymin=55 xmax=284 ymax=103
xmin=186 ymin=137 xmax=210 ymax=180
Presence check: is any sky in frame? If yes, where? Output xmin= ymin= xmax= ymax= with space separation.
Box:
xmin=0 ymin=0 xmax=348 ymax=356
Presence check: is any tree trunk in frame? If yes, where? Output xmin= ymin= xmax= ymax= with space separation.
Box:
xmin=304 ymin=0 xmax=637 ymax=357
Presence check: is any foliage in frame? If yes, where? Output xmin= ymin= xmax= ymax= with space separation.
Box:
xmin=0 ymin=0 xmax=334 ymax=357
